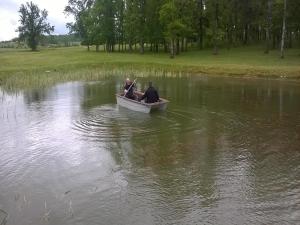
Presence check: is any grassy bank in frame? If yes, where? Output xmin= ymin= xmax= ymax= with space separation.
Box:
xmin=0 ymin=46 xmax=300 ymax=89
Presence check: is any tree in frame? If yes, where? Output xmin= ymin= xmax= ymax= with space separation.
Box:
xmin=115 ymin=0 xmax=125 ymax=51
xmin=62 ymin=0 xmax=300 ymax=56
xmin=93 ymin=0 xmax=116 ymax=52
xmin=160 ymin=1 xmax=178 ymax=58
xmin=213 ymin=0 xmax=220 ymax=54
xmin=132 ymin=0 xmax=147 ymax=54
xmin=145 ymin=0 xmax=164 ymax=52
xmin=17 ymin=1 xmax=54 ymax=51
xmin=264 ymin=0 xmax=273 ymax=54
xmin=280 ymin=0 xmax=287 ymax=58
xmin=175 ymin=0 xmax=195 ymax=53
xmin=64 ymin=0 xmax=94 ymax=50
xmin=124 ymin=0 xmax=138 ymax=52
xmin=206 ymin=0 xmax=224 ymax=55
xmin=159 ymin=0 xmax=189 ymax=58
xmin=196 ymin=0 xmax=205 ymax=50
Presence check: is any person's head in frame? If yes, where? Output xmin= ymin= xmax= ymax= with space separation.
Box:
xmin=126 ymin=78 xmax=130 ymax=84
xmin=148 ymin=81 xmax=152 ymax=87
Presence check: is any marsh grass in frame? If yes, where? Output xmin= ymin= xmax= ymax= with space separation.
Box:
xmin=0 ymin=209 xmax=7 ymax=225
xmin=1 ymin=67 xmax=185 ymax=92
xmin=0 ymin=46 xmax=300 ymax=91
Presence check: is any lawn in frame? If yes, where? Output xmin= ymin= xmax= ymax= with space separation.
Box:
xmin=0 ymin=46 xmax=299 ymax=90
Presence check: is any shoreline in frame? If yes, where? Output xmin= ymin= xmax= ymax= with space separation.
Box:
xmin=1 ymin=47 xmax=300 ymax=90
xmin=2 ymin=66 xmax=300 ymax=92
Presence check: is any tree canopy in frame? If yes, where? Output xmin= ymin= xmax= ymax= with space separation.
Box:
xmin=64 ymin=0 xmax=300 ymax=58
xmin=17 ymin=1 xmax=54 ymax=51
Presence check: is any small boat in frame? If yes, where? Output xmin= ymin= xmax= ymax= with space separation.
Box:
xmin=116 ymin=91 xmax=169 ymax=113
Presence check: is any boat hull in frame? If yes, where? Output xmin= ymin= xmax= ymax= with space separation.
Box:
xmin=116 ymin=92 xmax=169 ymax=113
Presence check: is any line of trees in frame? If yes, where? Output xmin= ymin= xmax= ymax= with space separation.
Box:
xmin=0 ymin=35 xmax=81 ymax=49
xmin=64 ymin=0 xmax=300 ymax=58
xmin=41 ymin=34 xmax=82 ymax=47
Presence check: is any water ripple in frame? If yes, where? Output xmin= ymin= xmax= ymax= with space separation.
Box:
xmin=71 ymin=104 xmax=207 ymax=142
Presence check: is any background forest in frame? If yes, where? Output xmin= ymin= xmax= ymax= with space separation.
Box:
xmin=64 ymin=0 xmax=300 ymax=57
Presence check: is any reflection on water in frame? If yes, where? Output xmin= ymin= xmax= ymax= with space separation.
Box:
xmin=0 ymin=76 xmax=300 ymax=225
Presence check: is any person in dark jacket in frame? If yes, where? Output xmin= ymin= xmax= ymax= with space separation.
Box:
xmin=124 ymin=78 xmax=135 ymax=99
xmin=140 ymin=82 xmax=160 ymax=103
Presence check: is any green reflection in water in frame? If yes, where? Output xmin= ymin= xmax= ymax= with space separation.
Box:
xmin=0 ymin=75 xmax=300 ymax=225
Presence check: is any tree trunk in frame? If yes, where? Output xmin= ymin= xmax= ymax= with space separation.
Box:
xmin=258 ymin=25 xmax=262 ymax=42
xmin=164 ymin=40 xmax=168 ymax=53
xmin=197 ymin=0 xmax=204 ymax=50
xmin=185 ymin=38 xmax=188 ymax=51
xmin=265 ymin=28 xmax=270 ymax=53
xmin=96 ymin=44 xmax=99 ymax=52
xmin=272 ymin=33 xmax=276 ymax=49
xmin=243 ymin=24 xmax=249 ymax=45
xmin=233 ymin=0 xmax=238 ymax=45
xmin=280 ymin=0 xmax=287 ymax=58
xmin=265 ymin=0 xmax=272 ymax=54
xmin=140 ymin=39 xmax=144 ymax=54
xmin=129 ymin=40 xmax=132 ymax=52
xmin=170 ymin=39 xmax=175 ymax=58
xmin=176 ymin=39 xmax=180 ymax=55
xmin=226 ymin=26 xmax=230 ymax=49
xmin=213 ymin=1 xmax=219 ymax=55
xmin=227 ymin=8 xmax=234 ymax=50
xmin=112 ymin=43 xmax=114 ymax=52
xmin=288 ymin=31 xmax=292 ymax=48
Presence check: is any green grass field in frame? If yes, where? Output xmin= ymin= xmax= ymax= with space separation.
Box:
xmin=0 ymin=46 xmax=299 ymax=90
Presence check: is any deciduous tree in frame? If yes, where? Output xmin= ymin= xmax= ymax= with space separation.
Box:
xmin=17 ymin=1 xmax=54 ymax=51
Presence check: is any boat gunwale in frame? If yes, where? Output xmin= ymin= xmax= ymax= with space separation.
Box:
xmin=116 ymin=92 xmax=169 ymax=107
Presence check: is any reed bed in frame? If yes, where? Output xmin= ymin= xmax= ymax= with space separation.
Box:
xmin=1 ymin=46 xmax=300 ymax=91
xmin=0 ymin=66 xmax=188 ymax=92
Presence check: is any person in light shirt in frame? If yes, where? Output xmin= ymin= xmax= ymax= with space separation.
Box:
xmin=123 ymin=78 xmax=135 ymax=100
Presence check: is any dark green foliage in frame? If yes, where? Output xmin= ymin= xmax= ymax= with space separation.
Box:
xmin=64 ymin=0 xmax=94 ymax=50
xmin=41 ymin=34 xmax=82 ymax=47
xmin=17 ymin=1 xmax=54 ymax=51
xmin=64 ymin=0 xmax=300 ymax=58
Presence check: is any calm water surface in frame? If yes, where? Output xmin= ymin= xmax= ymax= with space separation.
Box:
xmin=0 ymin=76 xmax=300 ymax=225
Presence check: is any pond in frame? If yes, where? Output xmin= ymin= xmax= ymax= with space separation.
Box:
xmin=0 ymin=75 xmax=300 ymax=225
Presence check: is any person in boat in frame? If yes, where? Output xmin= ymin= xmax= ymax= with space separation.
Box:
xmin=124 ymin=78 xmax=135 ymax=100
xmin=140 ymin=81 xmax=160 ymax=103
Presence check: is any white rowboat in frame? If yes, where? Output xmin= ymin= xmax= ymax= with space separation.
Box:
xmin=116 ymin=91 xmax=169 ymax=113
